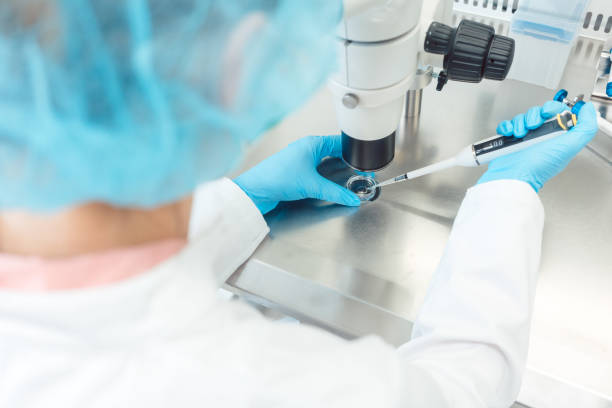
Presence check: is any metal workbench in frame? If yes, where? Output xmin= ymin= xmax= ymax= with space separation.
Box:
xmin=226 ymin=64 xmax=612 ymax=407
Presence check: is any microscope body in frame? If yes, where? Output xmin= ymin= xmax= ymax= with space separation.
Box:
xmin=330 ymin=0 xmax=515 ymax=172
xmin=329 ymin=0 xmax=424 ymax=172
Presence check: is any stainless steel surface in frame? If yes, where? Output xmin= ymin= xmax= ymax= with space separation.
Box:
xmin=228 ymin=69 xmax=612 ymax=407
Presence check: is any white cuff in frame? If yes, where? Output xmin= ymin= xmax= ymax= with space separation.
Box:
xmin=461 ymin=179 xmax=544 ymax=226
xmin=189 ymin=178 xmax=267 ymax=240
xmin=188 ymin=178 xmax=269 ymax=284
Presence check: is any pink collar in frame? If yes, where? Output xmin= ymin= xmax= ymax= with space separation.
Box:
xmin=0 ymin=239 xmax=186 ymax=291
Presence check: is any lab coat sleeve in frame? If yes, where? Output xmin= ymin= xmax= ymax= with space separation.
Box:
xmin=397 ymin=180 xmax=545 ymax=408
xmin=188 ymin=178 xmax=270 ymax=284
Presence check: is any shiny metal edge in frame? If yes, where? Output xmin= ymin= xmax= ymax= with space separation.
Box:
xmin=225 ymin=259 xmax=414 ymax=345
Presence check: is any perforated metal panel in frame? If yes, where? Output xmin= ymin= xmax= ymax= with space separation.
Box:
xmin=581 ymin=0 xmax=612 ymax=41
xmin=452 ymin=0 xmax=612 ymax=40
xmin=453 ymin=0 xmax=518 ymax=21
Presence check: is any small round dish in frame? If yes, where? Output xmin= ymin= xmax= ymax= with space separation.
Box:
xmin=346 ymin=175 xmax=381 ymax=202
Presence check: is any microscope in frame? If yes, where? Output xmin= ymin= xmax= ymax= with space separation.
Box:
xmin=329 ymin=0 xmax=515 ymax=173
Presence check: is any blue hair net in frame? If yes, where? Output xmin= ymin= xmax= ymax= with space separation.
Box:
xmin=0 ymin=0 xmax=342 ymax=211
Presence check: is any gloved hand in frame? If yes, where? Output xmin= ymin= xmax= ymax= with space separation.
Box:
xmin=478 ymin=101 xmax=599 ymax=192
xmin=234 ymin=135 xmax=361 ymax=214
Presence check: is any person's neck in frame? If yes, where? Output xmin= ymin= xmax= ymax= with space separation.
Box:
xmin=0 ymin=197 xmax=193 ymax=258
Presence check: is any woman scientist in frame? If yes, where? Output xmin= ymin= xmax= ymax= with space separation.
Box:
xmin=0 ymin=1 xmax=599 ymax=407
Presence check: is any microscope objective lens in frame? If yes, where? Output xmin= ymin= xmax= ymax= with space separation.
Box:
xmin=346 ymin=175 xmax=380 ymax=202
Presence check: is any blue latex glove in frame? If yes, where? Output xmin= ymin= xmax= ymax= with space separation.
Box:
xmin=478 ymin=101 xmax=599 ymax=192
xmin=234 ymin=135 xmax=361 ymax=214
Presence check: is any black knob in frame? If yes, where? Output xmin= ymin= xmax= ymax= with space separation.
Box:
xmin=444 ymin=20 xmax=494 ymax=83
xmin=424 ymin=22 xmax=454 ymax=55
xmin=424 ymin=20 xmax=515 ymax=90
xmin=483 ymin=35 xmax=515 ymax=81
xmin=435 ymin=71 xmax=448 ymax=91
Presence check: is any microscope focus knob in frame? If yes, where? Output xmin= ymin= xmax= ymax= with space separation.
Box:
xmin=483 ymin=35 xmax=515 ymax=81
xmin=424 ymin=20 xmax=515 ymax=90
xmin=424 ymin=22 xmax=454 ymax=55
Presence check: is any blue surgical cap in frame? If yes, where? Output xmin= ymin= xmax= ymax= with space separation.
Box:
xmin=0 ymin=0 xmax=342 ymax=211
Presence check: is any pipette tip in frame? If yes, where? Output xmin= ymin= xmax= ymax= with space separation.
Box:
xmin=375 ymin=175 xmax=407 ymax=188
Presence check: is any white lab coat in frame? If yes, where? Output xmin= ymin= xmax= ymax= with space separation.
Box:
xmin=0 ymin=178 xmax=544 ymax=408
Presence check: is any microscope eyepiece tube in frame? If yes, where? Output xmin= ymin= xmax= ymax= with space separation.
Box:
xmin=341 ymin=132 xmax=395 ymax=172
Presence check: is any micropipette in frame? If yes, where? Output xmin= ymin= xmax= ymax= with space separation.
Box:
xmin=376 ymin=110 xmax=578 ymax=188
